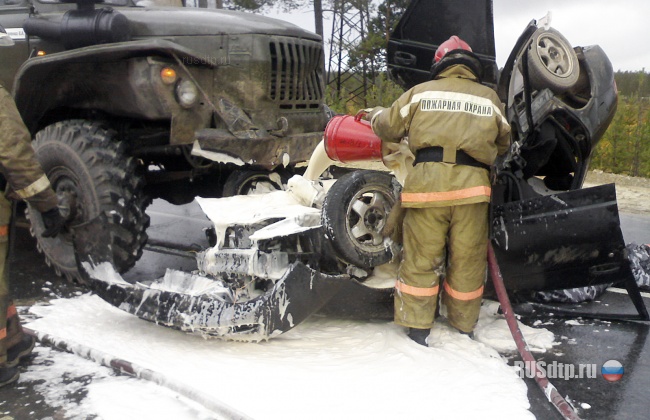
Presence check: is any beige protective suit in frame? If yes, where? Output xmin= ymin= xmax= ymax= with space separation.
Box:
xmin=370 ymin=65 xmax=510 ymax=332
xmin=0 ymin=84 xmax=58 ymax=366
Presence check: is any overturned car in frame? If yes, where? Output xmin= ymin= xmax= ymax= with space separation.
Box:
xmin=79 ymin=1 xmax=648 ymax=340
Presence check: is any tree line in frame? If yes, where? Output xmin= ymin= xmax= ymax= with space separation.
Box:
xmin=591 ymin=71 xmax=650 ymax=178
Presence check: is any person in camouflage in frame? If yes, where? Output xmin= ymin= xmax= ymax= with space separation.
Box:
xmin=367 ymin=36 xmax=510 ymax=345
xmin=0 ymin=26 xmax=65 ymax=387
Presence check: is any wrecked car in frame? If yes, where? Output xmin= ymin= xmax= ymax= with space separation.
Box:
xmin=389 ymin=1 xmax=646 ymax=318
xmin=75 ymin=0 xmax=647 ymax=339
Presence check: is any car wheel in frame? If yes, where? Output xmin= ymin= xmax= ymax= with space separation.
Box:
xmin=222 ymin=169 xmax=284 ymax=196
xmin=321 ymin=170 xmax=400 ymax=269
xmin=28 ymin=120 xmax=150 ymax=283
xmin=527 ymin=28 xmax=579 ymax=93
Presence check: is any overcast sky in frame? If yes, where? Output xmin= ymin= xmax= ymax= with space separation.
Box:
xmin=267 ymin=0 xmax=648 ymax=72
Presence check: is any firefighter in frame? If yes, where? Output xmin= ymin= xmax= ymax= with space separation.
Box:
xmin=367 ymin=36 xmax=511 ymax=345
xmin=0 ymin=26 xmax=66 ymax=386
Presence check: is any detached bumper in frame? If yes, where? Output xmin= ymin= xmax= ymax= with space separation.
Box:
xmin=87 ymin=262 xmax=350 ymax=341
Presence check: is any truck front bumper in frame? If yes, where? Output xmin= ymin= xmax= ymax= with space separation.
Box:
xmin=193 ymin=128 xmax=323 ymax=168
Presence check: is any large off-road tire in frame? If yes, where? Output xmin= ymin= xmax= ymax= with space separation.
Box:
xmin=527 ymin=28 xmax=580 ymax=93
xmin=321 ymin=170 xmax=400 ymax=269
xmin=222 ymin=169 xmax=285 ymax=196
xmin=28 ymin=120 xmax=150 ymax=283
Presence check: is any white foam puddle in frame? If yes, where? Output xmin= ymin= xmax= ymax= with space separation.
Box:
xmin=24 ymin=294 xmax=554 ymax=419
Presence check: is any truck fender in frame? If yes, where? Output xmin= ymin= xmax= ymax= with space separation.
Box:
xmin=13 ymin=38 xmax=214 ymax=133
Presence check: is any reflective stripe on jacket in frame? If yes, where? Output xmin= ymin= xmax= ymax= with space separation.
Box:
xmin=0 ymin=84 xmax=57 ymax=212
xmin=371 ymin=65 xmax=511 ymax=208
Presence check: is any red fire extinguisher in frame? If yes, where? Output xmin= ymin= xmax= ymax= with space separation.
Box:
xmin=323 ymin=111 xmax=383 ymax=163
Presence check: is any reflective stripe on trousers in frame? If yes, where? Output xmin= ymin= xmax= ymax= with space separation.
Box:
xmin=395 ymin=280 xmax=439 ymax=297
xmin=443 ymin=282 xmax=484 ymax=301
xmin=395 ymin=203 xmax=488 ymax=331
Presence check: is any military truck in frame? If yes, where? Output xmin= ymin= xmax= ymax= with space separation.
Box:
xmin=0 ymin=0 xmax=328 ymax=281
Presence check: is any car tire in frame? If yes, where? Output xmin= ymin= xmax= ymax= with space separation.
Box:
xmin=28 ymin=120 xmax=150 ymax=283
xmin=527 ymin=28 xmax=579 ymax=93
xmin=222 ymin=169 xmax=285 ymax=196
xmin=321 ymin=170 xmax=400 ymax=269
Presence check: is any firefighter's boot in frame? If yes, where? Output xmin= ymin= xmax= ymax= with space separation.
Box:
xmin=7 ymin=334 xmax=35 ymax=368
xmin=408 ymin=328 xmax=430 ymax=346
xmin=0 ymin=364 xmax=19 ymax=388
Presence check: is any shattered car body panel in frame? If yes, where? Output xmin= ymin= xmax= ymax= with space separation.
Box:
xmin=75 ymin=187 xmax=396 ymax=340
xmin=495 ymin=23 xmax=618 ymax=193
xmin=87 ymin=261 xmax=350 ymax=341
xmin=387 ymin=0 xmax=499 ymax=88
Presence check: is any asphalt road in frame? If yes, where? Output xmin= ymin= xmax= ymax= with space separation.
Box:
xmin=2 ymin=201 xmax=650 ymax=420
xmin=621 ymin=213 xmax=650 ymax=245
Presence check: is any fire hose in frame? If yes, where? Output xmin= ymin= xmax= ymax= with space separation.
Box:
xmin=487 ymin=242 xmax=582 ymax=420
xmin=22 ymin=327 xmax=252 ymax=420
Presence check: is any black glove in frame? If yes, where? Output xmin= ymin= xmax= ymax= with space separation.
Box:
xmin=40 ymin=208 xmax=66 ymax=238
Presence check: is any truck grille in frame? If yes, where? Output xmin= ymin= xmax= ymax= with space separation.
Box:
xmin=269 ymin=38 xmax=324 ymax=109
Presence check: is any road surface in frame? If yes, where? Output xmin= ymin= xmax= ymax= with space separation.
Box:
xmin=2 ymin=199 xmax=650 ymax=420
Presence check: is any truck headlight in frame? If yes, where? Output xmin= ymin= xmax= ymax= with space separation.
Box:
xmin=175 ymin=79 xmax=198 ymax=108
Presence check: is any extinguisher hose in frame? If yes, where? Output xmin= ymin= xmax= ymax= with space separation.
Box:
xmin=487 ymin=243 xmax=582 ymax=420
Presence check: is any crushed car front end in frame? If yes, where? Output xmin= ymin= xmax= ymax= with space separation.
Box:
xmin=490 ymin=19 xmax=629 ymax=296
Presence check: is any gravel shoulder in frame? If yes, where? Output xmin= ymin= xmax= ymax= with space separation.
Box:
xmin=584 ymin=170 xmax=650 ymax=215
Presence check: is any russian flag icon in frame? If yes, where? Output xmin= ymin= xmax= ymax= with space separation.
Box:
xmin=602 ymin=360 xmax=624 ymax=382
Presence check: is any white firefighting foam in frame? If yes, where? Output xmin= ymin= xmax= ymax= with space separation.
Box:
xmin=25 ymin=293 xmax=554 ymax=420
xmin=195 ymin=180 xmax=323 ymax=252
xmin=194 ymin=174 xmax=335 ymax=280
xmin=145 ymin=269 xmax=232 ymax=298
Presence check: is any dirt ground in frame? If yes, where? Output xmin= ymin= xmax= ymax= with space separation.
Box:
xmin=584 ymin=170 xmax=650 ymax=215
